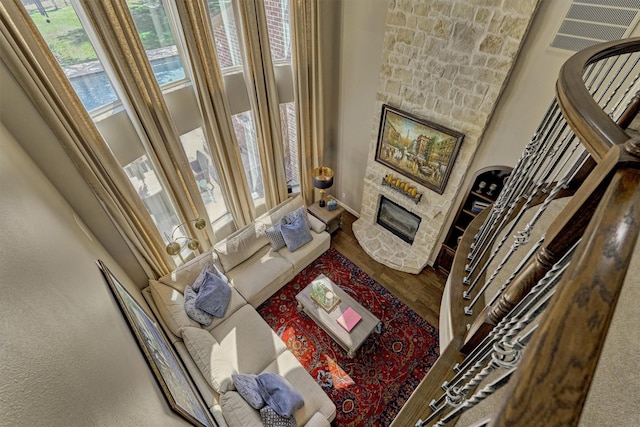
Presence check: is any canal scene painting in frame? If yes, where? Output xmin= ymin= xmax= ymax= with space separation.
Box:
xmin=375 ymin=104 xmax=464 ymax=194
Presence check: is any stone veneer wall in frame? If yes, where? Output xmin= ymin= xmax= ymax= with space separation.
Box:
xmin=354 ymin=0 xmax=540 ymax=273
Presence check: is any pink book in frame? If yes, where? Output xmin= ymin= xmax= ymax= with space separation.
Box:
xmin=337 ymin=307 xmax=362 ymax=332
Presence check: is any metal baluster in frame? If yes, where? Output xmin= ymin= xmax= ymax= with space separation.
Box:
xmin=463 ymin=127 xmax=575 ymax=298
xmin=465 ymin=139 xmax=580 ymax=312
xmin=431 ymin=243 xmax=577 ymax=416
xmin=425 ymin=247 xmax=576 ymax=426
xmin=465 ymin=102 xmax=560 ymax=264
xmin=597 ymin=54 xmax=637 ymax=110
xmin=431 ymin=369 xmax=516 ymax=427
xmin=587 ymin=54 xmax=627 ymax=103
xmin=466 ymin=111 xmax=567 ymax=269
xmin=608 ymin=58 xmax=640 ymax=118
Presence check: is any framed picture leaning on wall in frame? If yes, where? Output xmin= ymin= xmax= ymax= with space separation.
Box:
xmin=97 ymin=260 xmax=217 ymax=427
xmin=375 ymin=104 xmax=464 ymax=195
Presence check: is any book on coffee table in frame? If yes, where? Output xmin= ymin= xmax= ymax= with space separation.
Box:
xmin=337 ymin=307 xmax=362 ymax=332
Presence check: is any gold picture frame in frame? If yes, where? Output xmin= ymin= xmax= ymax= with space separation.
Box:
xmin=375 ymin=104 xmax=464 ymax=195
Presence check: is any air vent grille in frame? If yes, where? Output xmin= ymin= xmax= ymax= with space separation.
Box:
xmin=550 ymin=1 xmax=640 ymax=52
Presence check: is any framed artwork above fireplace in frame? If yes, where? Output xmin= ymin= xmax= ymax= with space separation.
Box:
xmin=375 ymin=104 xmax=464 ymax=194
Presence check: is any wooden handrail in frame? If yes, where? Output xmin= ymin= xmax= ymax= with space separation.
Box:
xmin=490 ymin=165 xmax=640 ymax=426
xmin=556 ymin=38 xmax=640 ymax=161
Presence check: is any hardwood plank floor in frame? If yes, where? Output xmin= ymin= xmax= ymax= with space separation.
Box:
xmin=330 ymin=211 xmax=447 ymax=329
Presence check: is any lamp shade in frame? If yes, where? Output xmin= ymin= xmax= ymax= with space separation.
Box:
xmin=311 ymin=166 xmax=334 ymax=190
xmin=166 ymin=241 xmax=181 ymax=256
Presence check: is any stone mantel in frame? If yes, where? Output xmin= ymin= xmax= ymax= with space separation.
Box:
xmin=353 ymin=172 xmax=437 ymax=274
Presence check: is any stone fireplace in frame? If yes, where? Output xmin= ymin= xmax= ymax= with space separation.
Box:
xmin=353 ymin=170 xmax=438 ymax=274
xmin=351 ymin=1 xmax=537 ymax=274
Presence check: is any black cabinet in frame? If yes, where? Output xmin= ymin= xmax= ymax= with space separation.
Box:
xmin=435 ymin=166 xmax=512 ymax=275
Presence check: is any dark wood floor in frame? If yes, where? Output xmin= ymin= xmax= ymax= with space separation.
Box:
xmin=330 ymin=211 xmax=447 ymax=329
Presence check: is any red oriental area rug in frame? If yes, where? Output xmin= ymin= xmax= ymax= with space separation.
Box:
xmin=257 ymin=248 xmax=439 ymax=426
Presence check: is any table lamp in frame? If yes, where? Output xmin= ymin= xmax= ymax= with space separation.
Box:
xmin=312 ymin=166 xmax=334 ymax=207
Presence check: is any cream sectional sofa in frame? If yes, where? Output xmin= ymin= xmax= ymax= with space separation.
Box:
xmin=142 ymin=196 xmax=335 ymax=427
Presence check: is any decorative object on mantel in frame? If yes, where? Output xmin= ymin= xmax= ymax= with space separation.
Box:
xmin=165 ymin=218 xmax=207 ymax=261
xmin=375 ymin=104 xmax=464 ymax=194
xmin=382 ymin=173 xmax=423 ymax=204
xmin=311 ymin=166 xmax=334 ymax=207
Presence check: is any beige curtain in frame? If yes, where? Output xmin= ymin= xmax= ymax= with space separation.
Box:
xmin=172 ymin=0 xmax=254 ymax=227
xmin=236 ymin=0 xmax=289 ymax=209
xmin=0 ymin=1 xmax=174 ymax=277
xmin=290 ymin=0 xmax=324 ymax=207
xmin=78 ymin=0 xmax=213 ymax=250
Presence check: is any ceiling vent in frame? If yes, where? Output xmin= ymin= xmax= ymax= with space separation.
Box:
xmin=550 ymin=1 xmax=640 ymax=52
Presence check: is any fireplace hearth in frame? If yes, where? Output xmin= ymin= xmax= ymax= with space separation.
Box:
xmin=376 ymin=196 xmax=421 ymax=244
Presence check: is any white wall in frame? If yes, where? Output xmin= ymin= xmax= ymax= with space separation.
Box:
xmin=0 ymin=59 xmax=147 ymax=285
xmin=332 ymin=0 xmax=388 ymax=213
xmin=0 ymin=123 xmax=194 ymax=426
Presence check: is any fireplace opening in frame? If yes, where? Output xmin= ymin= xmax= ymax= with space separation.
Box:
xmin=376 ymin=196 xmax=421 ymax=244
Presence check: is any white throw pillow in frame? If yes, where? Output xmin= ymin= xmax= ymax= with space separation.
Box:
xmin=148 ymin=280 xmax=199 ymax=337
xmin=182 ymin=327 xmax=237 ymax=393
xmin=214 ymin=224 xmax=268 ymax=271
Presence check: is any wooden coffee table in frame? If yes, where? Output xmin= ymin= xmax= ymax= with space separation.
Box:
xmin=296 ymin=274 xmax=381 ymax=358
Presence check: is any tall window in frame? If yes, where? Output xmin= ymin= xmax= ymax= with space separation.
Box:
xmin=21 ymin=0 xmax=300 ymax=249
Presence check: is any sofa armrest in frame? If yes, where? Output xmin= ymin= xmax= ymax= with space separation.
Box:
xmin=304 ymin=412 xmax=331 ymax=427
xmin=307 ymin=213 xmax=326 ymax=234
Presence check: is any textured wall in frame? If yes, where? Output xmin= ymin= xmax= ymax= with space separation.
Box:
xmin=357 ymin=0 xmax=540 ymax=266
xmin=0 ymin=123 xmax=191 ymax=426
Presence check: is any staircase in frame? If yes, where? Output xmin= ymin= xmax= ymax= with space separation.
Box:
xmin=391 ymin=38 xmax=640 ymax=426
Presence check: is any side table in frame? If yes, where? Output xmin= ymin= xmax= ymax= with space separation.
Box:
xmin=307 ymin=201 xmax=345 ymax=234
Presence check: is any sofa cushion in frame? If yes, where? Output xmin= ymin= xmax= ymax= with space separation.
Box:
xmin=232 ymin=373 xmax=265 ymax=409
xmin=265 ymin=222 xmax=286 ymax=250
xmin=278 ymin=230 xmax=330 ymax=273
xmin=149 ymin=279 xmax=200 ymax=337
xmin=195 ymin=272 xmax=231 ymax=318
xmin=304 ymin=413 xmax=331 ymax=427
xmin=260 ymin=405 xmax=296 ymax=427
xmin=214 ymin=223 xmax=269 ymax=272
xmin=208 ymin=305 xmax=287 ymax=374
xmin=220 ymin=391 xmax=263 ymax=427
xmin=184 ymin=285 xmax=214 ymax=326
xmin=256 ymin=372 xmax=304 ymax=418
xmin=226 ymin=246 xmax=293 ymax=307
xmin=263 ymin=351 xmax=337 ymax=425
xmin=281 ymin=214 xmax=313 ymax=252
xmin=158 ymin=251 xmax=223 ymax=293
xmin=182 ymin=327 xmax=237 ymax=393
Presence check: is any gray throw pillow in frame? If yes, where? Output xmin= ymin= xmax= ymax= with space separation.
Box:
xmin=280 ymin=214 xmax=312 ymax=252
xmin=282 ymin=206 xmax=311 ymax=229
xmin=192 ymin=261 xmax=227 ymax=292
xmin=259 ymin=405 xmax=296 ymax=427
xmin=232 ymin=373 xmax=265 ymax=410
xmin=183 ymin=286 xmax=214 ymax=326
xmin=265 ymin=222 xmax=286 ymax=250
xmin=256 ymin=373 xmax=304 ymax=418
xmin=194 ymin=271 xmax=231 ymax=318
